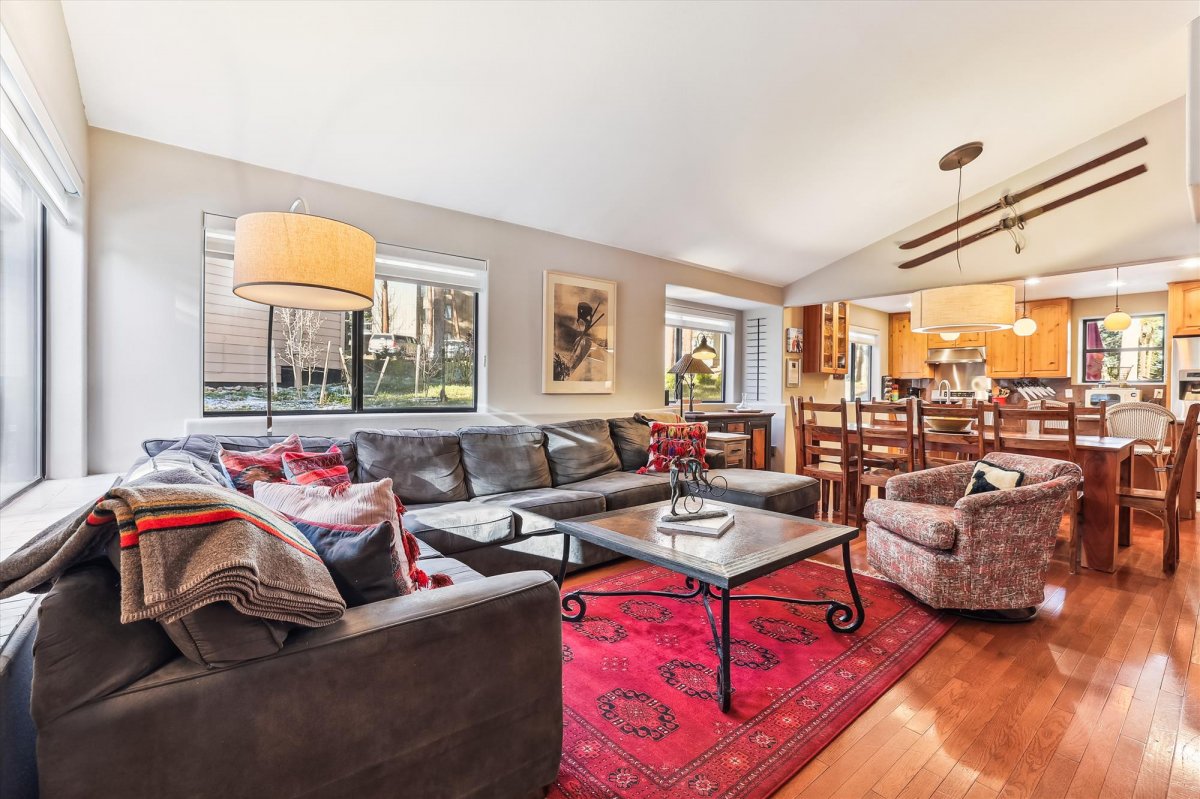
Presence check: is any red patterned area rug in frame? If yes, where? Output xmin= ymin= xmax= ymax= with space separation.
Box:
xmin=549 ymin=560 xmax=954 ymax=799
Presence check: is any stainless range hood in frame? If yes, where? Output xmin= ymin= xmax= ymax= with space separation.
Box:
xmin=926 ymin=347 xmax=986 ymax=364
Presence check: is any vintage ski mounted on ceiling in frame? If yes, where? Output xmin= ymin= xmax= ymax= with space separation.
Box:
xmin=898 ymin=138 xmax=1149 ymax=270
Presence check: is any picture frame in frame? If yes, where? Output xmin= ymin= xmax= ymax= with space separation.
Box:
xmin=786 ymin=327 xmax=803 ymax=354
xmin=786 ymin=358 xmax=800 ymax=387
xmin=542 ymin=271 xmax=616 ymax=394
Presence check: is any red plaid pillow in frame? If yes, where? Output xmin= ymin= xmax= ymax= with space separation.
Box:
xmin=282 ymin=445 xmax=351 ymax=487
xmin=638 ymin=421 xmax=708 ymax=473
xmin=220 ymin=434 xmax=303 ymax=495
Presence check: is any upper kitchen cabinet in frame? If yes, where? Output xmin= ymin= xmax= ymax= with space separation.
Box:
xmin=889 ymin=312 xmax=932 ymax=379
xmin=985 ymin=298 xmax=1070 ymax=378
xmin=801 ymin=301 xmax=849 ymax=374
xmin=1168 ymin=280 xmax=1200 ymax=337
xmin=928 ymin=330 xmax=985 ymax=349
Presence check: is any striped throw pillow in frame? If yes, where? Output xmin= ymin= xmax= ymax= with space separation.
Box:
xmin=220 ymin=434 xmax=303 ymax=495
xmin=282 ymin=445 xmax=350 ymax=487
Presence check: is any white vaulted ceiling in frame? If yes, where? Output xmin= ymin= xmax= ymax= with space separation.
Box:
xmin=61 ymin=0 xmax=1197 ymax=285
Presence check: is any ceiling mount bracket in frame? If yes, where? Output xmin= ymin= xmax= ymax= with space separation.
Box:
xmin=938 ymin=141 xmax=984 ymax=171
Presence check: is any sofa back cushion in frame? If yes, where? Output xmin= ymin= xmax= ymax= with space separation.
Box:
xmin=540 ymin=419 xmax=621 ymax=485
xmin=607 ymin=417 xmax=652 ymax=472
xmin=353 ymin=429 xmax=468 ymax=504
xmin=458 ymin=425 xmax=551 ymax=497
xmin=142 ymin=434 xmax=358 ymax=480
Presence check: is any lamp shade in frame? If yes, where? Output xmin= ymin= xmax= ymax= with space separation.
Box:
xmin=691 ymin=335 xmax=718 ymax=361
xmin=910 ymin=284 xmax=1016 ymax=334
xmin=233 ymin=212 xmax=376 ymax=311
xmin=668 ymin=354 xmax=714 ymax=376
xmin=1013 ymin=315 xmax=1038 ymax=336
xmin=1104 ymin=310 xmax=1133 ymax=331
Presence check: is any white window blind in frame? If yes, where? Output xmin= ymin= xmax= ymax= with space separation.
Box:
xmin=664 ymin=304 xmax=736 ymax=334
xmin=375 ymin=242 xmax=486 ymax=292
xmin=0 ymin=26 xmax=82 ymax=222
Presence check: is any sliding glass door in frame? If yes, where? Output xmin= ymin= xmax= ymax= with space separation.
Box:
xmin=0 ymin=152 xmax=45 ymax=505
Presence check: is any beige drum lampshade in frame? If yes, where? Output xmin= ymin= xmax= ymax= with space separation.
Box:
xmin=910 ymin=284 xmax=1016 ymax=334
xmin=233 ymin=212 xmax=376 ymax=311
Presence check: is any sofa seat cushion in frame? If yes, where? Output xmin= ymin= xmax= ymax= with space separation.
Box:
xmin=473 ymin=487 xmax=605 ymax=521
xmin=863 ymin=499 xmax=957 ymax=550
xmin=413 ymin=556 xmax=486 ymax=585
xmin=403 ymin=501 xmax=517 ymax=556
xmin=540 ymin=419 xmax=622 ymax=485
xmin=562 ymin=471 xmax=672 ymax=511
xmin=458 ymin=426 xmax=552 ymax=497
xmin=699 ymin=469 xmax=819 ymax=515
xmin=353 ymin=429 xmax=468 ymax=504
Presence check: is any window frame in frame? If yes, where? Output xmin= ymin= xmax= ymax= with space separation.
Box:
xmin=200 ymin=218 xmax=482 ymax=417
xmin=1079 ymin=313 xmax=1166 ymax=385
xmin=663 ymin=325 xmax=728 ymax=406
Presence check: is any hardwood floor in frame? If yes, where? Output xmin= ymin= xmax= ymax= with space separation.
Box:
xmin=564 ymin=512 xmax=1200 ymax=798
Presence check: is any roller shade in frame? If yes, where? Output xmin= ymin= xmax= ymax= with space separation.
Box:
xmin=664 ymin=304 xmax=736 ymax=334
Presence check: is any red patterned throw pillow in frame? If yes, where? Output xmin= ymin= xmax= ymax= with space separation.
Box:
xmin=282 ymin=445 xmax=351 ymax=487
xmin=638 ymin=421 xmax=708 ymax=473
xmin=220 ymin=434 xmax=303 ymax=495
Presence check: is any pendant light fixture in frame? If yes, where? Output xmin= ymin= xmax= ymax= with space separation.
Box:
xmin=909 ymin=142 xmax=1015 ymax=335
xmin=939 ymin=332 xmax=961 ymax=341
xmin=1013 ymin=279 xmax=1037 ymax=337
xmin=1103 ymin=266 xmax=1132 ymax=331
xmin=691 ymin=334 xmax=717 ymax=362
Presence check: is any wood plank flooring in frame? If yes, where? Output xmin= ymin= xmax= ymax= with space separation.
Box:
xmin=564 ymin=512 xmax=1200 ymax=799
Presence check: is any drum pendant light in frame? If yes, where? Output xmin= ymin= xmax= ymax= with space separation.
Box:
xmin=1104 ymin=267 xmax=1132 ymax=331
xmin=1013 ymin=279 xmax=1037 ymax=337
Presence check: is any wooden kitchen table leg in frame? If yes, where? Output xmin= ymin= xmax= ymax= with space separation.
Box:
xmin=1079 ymin=447 xmax=1128 ymax=573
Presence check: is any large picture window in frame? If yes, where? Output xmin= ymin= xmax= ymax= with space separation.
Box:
xmin=663 ymin=305 xmax=734 ymax=406
xmin=1081 ymin=314 xmax=1165 ymax=383
xmin=202 ymin=214 xmax=482 ymax=415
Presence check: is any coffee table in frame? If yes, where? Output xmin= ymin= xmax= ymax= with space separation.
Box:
xmin=555 ymin=501 xmax=863 ymax=711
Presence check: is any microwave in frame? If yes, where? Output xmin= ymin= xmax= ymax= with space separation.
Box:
xmin=1084 ymin=387 xmax=1141 ymax=407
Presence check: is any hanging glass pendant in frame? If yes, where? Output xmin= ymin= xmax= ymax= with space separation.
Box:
xmin=1103 ymin=267 xmax=1131 ymax=331
xmin=1013 ymin=279 xmax=1037 ymax=336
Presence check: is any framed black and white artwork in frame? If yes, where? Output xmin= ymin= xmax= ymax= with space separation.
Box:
xmin=542 ymin=271 xmax=616 ymax=394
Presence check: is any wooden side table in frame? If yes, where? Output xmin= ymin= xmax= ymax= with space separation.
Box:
xmin=685 ymin=411 xmax=775 ymax=470
xmin=706 ymin=431 xmax=750 ymax=469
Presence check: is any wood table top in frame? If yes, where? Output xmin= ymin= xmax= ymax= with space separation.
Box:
xmin=841 ymin=424 xmax=1136 ymax=454
xmin=555 ymin=501 xmax=857 ymax=589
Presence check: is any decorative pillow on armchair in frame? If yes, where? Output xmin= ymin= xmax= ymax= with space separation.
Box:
xmin=638 ymin=421 xmax=708 ymax=473
xmin=220 ymin=434 xmax=303 ymax=495
xmin=964 ymin=460 xmax=1025 ymax=496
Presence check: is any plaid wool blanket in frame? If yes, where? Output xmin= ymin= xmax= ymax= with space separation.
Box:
xmin=0 ymin=471 xmax=344 ymax=627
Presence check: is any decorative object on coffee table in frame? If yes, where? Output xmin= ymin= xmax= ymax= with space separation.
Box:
xmin=556 ymin=501 xmax=865 ymax=711
xmin=542 ymin=270 xmax=616 ymax=394
xmin=662 ymin=456 xmax=729 ymax=523
xmin=232 ymin=198 xmax=375 ymax=433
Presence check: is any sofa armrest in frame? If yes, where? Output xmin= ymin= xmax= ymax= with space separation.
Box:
xmin=885 ymin=461 xmax=974 ymax=506
xmin=36 ymin=572 xmax=563 ymax=799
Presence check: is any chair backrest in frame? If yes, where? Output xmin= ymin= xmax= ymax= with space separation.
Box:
xmin=921 ymin=401 xmax=987 ymax=462
xmin=1106 ymin=402 xmax=1175 ymax=452
xmin=855 ymin=398 xmax=920 ymax=472
xmin=992 ymin=402 xmax=1078 ymax=462
xmin=1164 ymin=403 xmax=1199 ymax=508
xmin=791 ymin=396 xmax=852 ymax=476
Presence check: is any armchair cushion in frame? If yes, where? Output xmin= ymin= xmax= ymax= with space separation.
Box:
xmin=863 ymin=499 xmax=957 ymax=550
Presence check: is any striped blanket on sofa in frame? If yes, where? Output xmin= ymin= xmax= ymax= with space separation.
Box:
xmin=0 ymin=472 xmax=344 ymax=627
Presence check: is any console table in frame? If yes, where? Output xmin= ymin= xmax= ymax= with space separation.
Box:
xmin=685 ymin=411 xmax=774 ymax=471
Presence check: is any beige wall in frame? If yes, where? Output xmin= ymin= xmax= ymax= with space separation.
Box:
xmin=785 ymin=99 xmax=1200 ymax=307
xmin=3 ymin=0 xmax=90 ymax=477
xmin=87 ymin=128 xmax=783 ymax=472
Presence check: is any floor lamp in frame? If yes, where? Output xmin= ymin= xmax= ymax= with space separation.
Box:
xmin=232 ymin=198 xmax=376 ymax=434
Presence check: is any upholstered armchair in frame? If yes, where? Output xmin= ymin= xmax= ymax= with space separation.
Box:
xmin=863 ymin=453 xmax=1082 ymax=620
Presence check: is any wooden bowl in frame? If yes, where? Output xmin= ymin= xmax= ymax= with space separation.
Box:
xmin=926 ymin=417 xmax=973 ymax=433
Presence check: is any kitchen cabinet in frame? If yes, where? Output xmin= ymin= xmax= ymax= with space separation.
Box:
xmin=1168 ymin=280 xmax=1200 ymax=337
xmin=889 ymin=312 xmax=933 ymax=379
xmin=928 ymin=331 xmax=985 ymax=349
xmin=984 ymin=298 xmax=1070 ymax=378
xmin=800 ymin=302 xmax=849 ymax=375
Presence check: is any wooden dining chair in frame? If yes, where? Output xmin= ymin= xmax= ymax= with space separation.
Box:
xmin=854 ymin=398 xmax=921 ymax=521
xmin=1101 ymin=402 xmax=1200 ymax=574
xmin=792 ymin=396 xmax=855 ymax=524
xmin=922 ymin=402 xmax=987 ymax=467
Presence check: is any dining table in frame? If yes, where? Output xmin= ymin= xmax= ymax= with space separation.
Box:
xmin=834 ymin=423 xmax=1136 ymax=573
